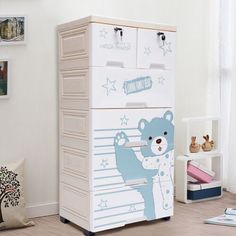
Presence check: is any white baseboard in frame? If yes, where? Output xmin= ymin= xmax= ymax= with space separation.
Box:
xmin=26 ymin=202 xmax=59 ymax=218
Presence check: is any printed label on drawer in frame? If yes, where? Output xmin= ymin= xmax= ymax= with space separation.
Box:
xmin=123 ymin=76 xmax=152 ymax=95
xmin=90 ymin=23 xmax=137 ymax=68
xmin=91 ymin=67 xmax=174 ymax=108
xmin=91 ymin=108 xmax=174 ymax=223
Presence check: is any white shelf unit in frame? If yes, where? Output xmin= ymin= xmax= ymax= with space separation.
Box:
xmin=175 ymin=117 xmax=223 ymax=203
xmin=175 ymin=154 xmax=223 ymax=203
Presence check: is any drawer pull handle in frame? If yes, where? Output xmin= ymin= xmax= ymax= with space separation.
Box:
xmin=125 ymin=178 xmax=147 ymax=186
xmin=125 ymin=102 xmax=147 ymax=108
xmin=150 ymin=63 xmax=165 ymax=70
xmin=124 ymin=141 xmax=147 ymax=148
xmin=106 ymin=61 xmax=124 ymax=68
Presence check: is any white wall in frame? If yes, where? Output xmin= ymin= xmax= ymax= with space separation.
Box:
xmin=0 ymin=0 xmax=218 ymax=216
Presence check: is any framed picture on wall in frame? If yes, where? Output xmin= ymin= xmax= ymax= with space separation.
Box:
xmin=0 ymin=60 xmax=9 ymax=98
xmin=0 ymin=16 xmax=26 ymax=45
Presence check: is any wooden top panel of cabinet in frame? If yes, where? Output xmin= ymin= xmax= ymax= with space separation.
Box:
xmin=57 ymin=15 xmax=177 ymax=32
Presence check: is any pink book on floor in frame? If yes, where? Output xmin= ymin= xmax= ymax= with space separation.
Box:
xmin=187 ymin=161 xmax=215 ymax=183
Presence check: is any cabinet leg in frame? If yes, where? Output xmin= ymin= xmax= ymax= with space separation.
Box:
xmin=163 ymin=216 xmax=171 ymax=221
xmin=60 ymin=216 xmax=70 ymax=224
xmin=83 ymin=230 xmax=95 ymax=236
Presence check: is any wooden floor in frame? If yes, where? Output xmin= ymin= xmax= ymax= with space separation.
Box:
xmin=1 ymin=192 xmax=236 ymax=236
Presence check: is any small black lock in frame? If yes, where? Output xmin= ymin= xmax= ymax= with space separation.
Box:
xmin=114 ymin=27 xmax=123 ymax=40
xmin=157 ymin=32 xmax=166 ymax=41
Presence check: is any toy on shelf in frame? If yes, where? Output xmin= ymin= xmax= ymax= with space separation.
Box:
xmin=189 ymin=136 xmax=201 ymax=153
xmin=202 ymin=134 xmax=214 ymax=152
xmin=181 ymin=116 xmax=220 ymax=155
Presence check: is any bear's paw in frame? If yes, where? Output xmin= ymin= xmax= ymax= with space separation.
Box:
xmin=114 ymin=132 xmax=129 ymax=146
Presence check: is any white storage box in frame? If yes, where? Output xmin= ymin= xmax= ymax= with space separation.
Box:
xmin=187 ymin=180 xmax=222 ymax=200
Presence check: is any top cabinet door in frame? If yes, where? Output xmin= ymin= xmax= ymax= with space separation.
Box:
xmin=137 ymin=29 xmax=176 ymax=70
xmin=90 ymin=23 xmax=137 ymax=68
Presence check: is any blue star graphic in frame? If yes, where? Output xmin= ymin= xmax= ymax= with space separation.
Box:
xmin=129 ymin=204 xmax=136 ymax=212
xmin=144 ymin=47 xmax=151 ymax=56
xmin=98 ymin=199 xmax=108 ymax=210
xmin=160 ymin=41 xmax=172 ymax=56
xmin=99 ymin=28 xmax=108 ymax=38
xmin=100 ymin=159 xmax=109 ymax=169
xmin=120 ymin=115 xmax=129 ymax=126
xmin=158 ymin=76 xmax=166 ymax=85
xmin=102 ymin=78 xmax=116 ymax=96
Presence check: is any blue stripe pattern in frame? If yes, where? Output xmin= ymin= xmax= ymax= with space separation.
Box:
xmin=94 ymin=152 xmax=115 ymax=156
xmin=93 ymin=125 xmax=145 ymax=228
xmin=94 ymin=209 xmax=144 ymax=220
xmin=94 ymin=182 xmax=124 ymax=188
xmin=95 ymin=202 xmax=144 ymax=212
xmin=93 ymin=150 xmax=140 ymax=156
xmin=94 ymin=135 xmax=140 ymax=140
xmin=94 ymin=175 xmax=121 ymax=180
xmin=94 ymin=128 xmax=137 ymax=132
xmin=94 ymin=168 xmax=116 ymax=172
xmin=94 ymin=144 xmax=114 ymax=148
xmin=95 ymin=189 xmax=134 ymax=196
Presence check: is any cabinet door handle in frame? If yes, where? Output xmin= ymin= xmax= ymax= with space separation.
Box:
xmin=125 ymin=178 xmax=147 ymax=186
xmin=149 ymin=63 xmax=165 ymax=69
xmin=125 ymin=102 xmax=147 ymax=108
xmin=106 ymin=61 xmax=124 ymax=68
xmin=124 ymin=141 xmax=148 ymax=148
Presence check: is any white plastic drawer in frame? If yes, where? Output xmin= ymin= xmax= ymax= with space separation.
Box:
xmin=91 ymin=179 xmax=173 ymax=232
xmin=91 ymin=108 xmax=174 ymax=149
xmin=91 ymin=186 xmax=145 ymax=232
xmin=91 ymin=108 xmax=174 ymax=229
xmin=91 ymin=108 xmax=174 ymax=184
xmin=90 ymin=23 xmax=137 ymax=68
xmin=137 ymin=29 xmax=176 ymax=70
xmin=90 ymin=67 xmax=174 ymax=109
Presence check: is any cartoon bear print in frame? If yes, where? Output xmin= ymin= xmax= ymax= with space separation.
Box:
xmin=114 ymin=110 xmax=174 ymax=220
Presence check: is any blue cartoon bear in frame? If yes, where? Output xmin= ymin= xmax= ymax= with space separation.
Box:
xmin=114 ymin=111 xmax=174 ymax=220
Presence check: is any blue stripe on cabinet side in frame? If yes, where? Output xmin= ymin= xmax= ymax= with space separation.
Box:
xmin=94 ymin=209 xmax=144 ymax=220
xmin=95 ymin=189 xmax=134 ymax=196
xmin=94 ymin=182 xmax=124 ymax=188
xmin=94 ymin=135 xmax=140 ymax=140
xmin=94 ymin=144 xmax=114 ymax=148
xmin=93 ymin=150 xmax=140 ymax=156
xmin=94 ymin=128 xmax=137 ymax=132
xmin=94 ymin=175 xmax=121 ymax=180
xmin=95 ymin=202 xmax=144 ymax=212
xmin=94 ymin=220 xmax=126 ymax=229
xmin=94 ymin=168 xmax=117 ymax=172
xmin=94 ymin=152 xmax=115 ymax=156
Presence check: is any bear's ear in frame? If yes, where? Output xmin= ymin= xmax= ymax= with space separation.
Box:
xmin=163 ymin=110 xmax=173 ymax=122
xmin=138 ymin=119 xmax=148 ymax=131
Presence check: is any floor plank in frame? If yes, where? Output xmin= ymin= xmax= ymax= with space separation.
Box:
xmin=1 ymin=192 xmax=236 ymax=236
